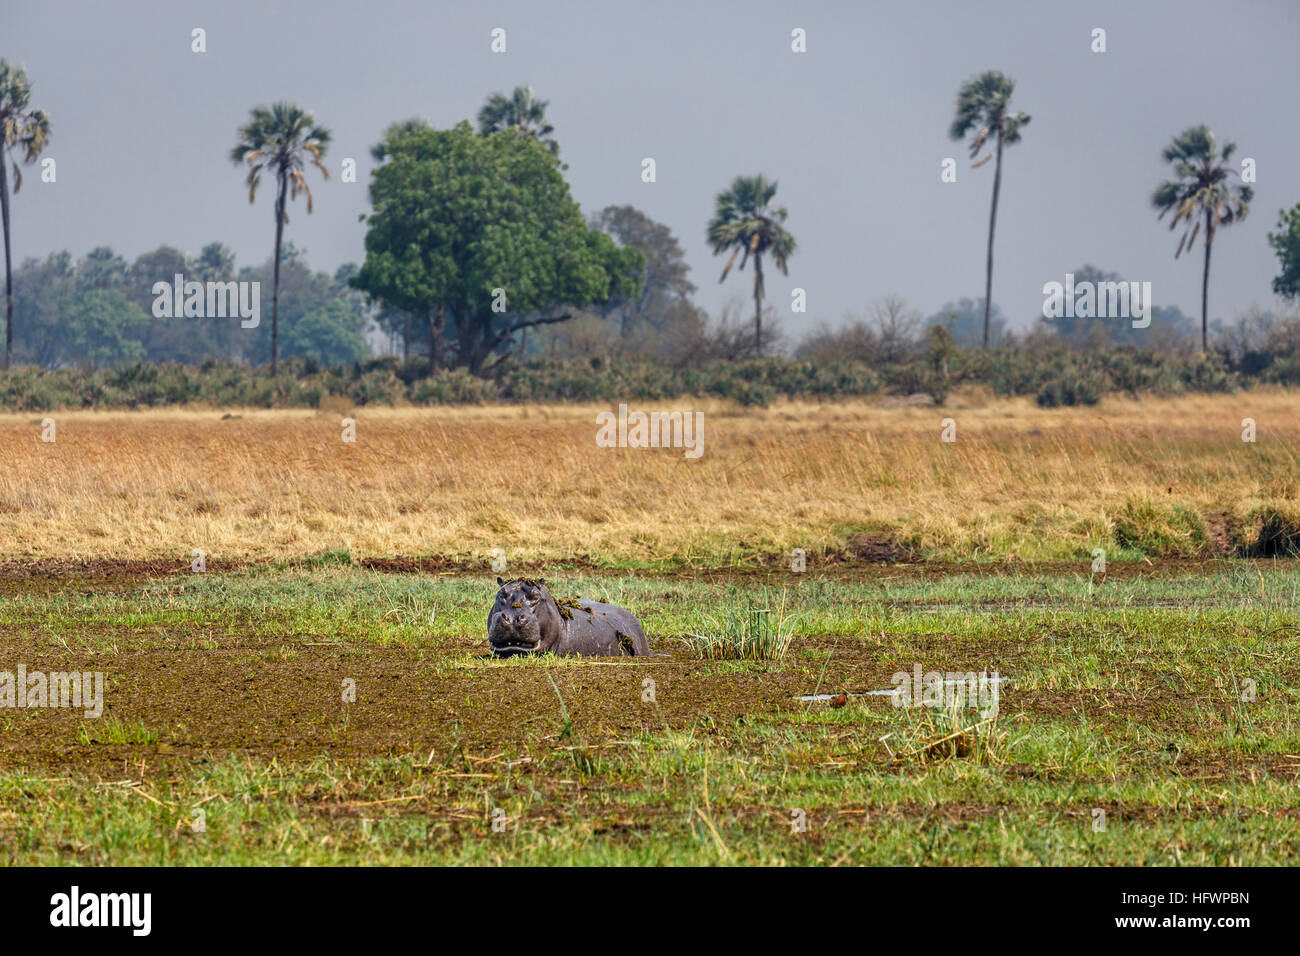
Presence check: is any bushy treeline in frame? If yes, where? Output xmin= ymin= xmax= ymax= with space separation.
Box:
xmin=794 ymin=298 xmax=1300 ymax=407
xmin=5 ymin=222 xmax=1298 ymax=413
xmin=3 ymin=339 xmax=1298 ymax=412
xmin=5 ymin=242 xmax=370 ymax=368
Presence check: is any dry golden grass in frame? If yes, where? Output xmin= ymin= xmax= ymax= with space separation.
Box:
xmin=1 ymin=389 xmax=1298 ymax=564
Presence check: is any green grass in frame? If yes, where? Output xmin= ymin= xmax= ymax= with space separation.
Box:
xmin=3 ymin=721 xmax=1297 ymax=865
xmin=684 ymin=588 xmax=797 ymax=660
xmin=1 ymin=560 xmax=1298 ymax=865
xmin=10 ymin=560 xmax=1297 ymax=646
xmin=75 ymin=718 xmax=161 ymax=746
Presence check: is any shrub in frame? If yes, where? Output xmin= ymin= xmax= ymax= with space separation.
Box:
xmin=412 ymin=369 xmax=495 ymax=404
xmin=350 ymin=369 xmax=404 ymax=406
xmin=0 ymin=345 xmax=1292 ymax=412
xmin=1112 ymin=498 xmax=1208 ymax=557
xmin=1036 ymin=376 xmax=1101 ymax=407
xmin=1244 ymin=505 xmax=1300 ymax=557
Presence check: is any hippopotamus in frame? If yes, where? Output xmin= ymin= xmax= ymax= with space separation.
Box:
xmin=488 ymin=577 xmax=650 ymax=658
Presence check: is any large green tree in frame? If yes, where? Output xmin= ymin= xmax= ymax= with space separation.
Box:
xmin=10 ymin=250 xmax=73 ymax=367
xmin=368 ymin=120 xmax=436 ymax=357
xmin=1267 ymin=203 xmax=1300 ymax=302
xmin=352 ymin=121 xmax=641 ymax=374
xmin=230 ymin=103 xmax=331 ymax=374
xmin=8 ymin=251 xmax=148 ymax=368
xmin=949 ymin=71 xmax=1030 ymax=350
xmin=282 ymin=298 xmax=368 ymax=365
xmin=0 ymin=60 xmax=51 ymax=370
xmin=477 ymin=86 xmax=558 ymax=155
xmin=77 ymin=246 xmax=130 ymax=293
xmin=1152 ymin=125 xmax=1252 ymax=352
xmin=62 ymin=289 xmax=148 ymax=367
xmin=707 ymin=174 xmax=795 ymax=352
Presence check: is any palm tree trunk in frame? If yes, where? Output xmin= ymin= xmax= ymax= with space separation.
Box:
xmin=983 ymin=129 xmax=1004 ymax=349
xmin=753 ymin=253 xmax=764 ymax=353
xmin=1 ymin=161 xmax=13 ymax=371
xmin=1200 ymin=209 xmax=1213 ymax=353
xmin=271 ymin=169 xmax=287 ymax=375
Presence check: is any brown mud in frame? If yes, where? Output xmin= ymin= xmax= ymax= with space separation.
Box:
xmin=0 ymin=628 xmax=1288 ymax=784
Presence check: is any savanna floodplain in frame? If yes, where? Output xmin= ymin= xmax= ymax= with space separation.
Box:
xmin=1 ymin=393 xmax=1298 ymax=864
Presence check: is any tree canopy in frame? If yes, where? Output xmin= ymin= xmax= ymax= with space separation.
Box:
xmin=589 ymin=205 xmax=701 ymax=334
xmin=477 ymin=86 xmax=558 ymax=155
xmin=1267 ymin=203 xmax=1300 ymax=302
xmin=352 ymin=120 xmax=642 ymax=373
xmin=6 ymin=244 xmax=368 ymax=368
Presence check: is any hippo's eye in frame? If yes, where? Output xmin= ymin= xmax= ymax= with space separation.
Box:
xmin=510 ymin=602 xmax=522 ymax=608
xmin=526 ymin=590 xmax=539 ymax=601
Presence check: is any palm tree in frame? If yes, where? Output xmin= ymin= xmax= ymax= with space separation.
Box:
xmin=707 ymin=174 xmax=795 ymax=351
xmin=1152 ymin=125 xmax=1252 ymax=352
xmin=230 ymin=103 xmax=331 ymax=374
xmin=477 ymin=86 xmax=558 ymax=154
xmin=949 ymin=71 xmax=1030 ymax=349
xmin=0 ymin=61 xmax=51 ymax=370
xmin=370 ymin=117 xmax=432 ymax=163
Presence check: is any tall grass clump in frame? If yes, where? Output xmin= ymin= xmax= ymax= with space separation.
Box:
xmin=684 ymin=590 xmax=795 ymax=660
xmin=1112 ymin=497 xmax=1208 ymax=557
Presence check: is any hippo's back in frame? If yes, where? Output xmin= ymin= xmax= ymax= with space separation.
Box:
xmin=555 ymin=599 xmax=650 ymax=657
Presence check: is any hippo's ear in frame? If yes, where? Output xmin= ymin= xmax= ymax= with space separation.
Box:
xmin=537 ymin=577 xmax=546 ymax=587
xmin=497 ymin=577 xmax=505 ymax=586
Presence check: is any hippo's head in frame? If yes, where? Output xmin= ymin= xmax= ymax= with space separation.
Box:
xmin=488 ymin=577 xmax=563 ymax=658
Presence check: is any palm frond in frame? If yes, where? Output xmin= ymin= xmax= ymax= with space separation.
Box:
xmin=232 ymin=102 xmax=330 ymax=216
xmin=719 ymin=246 xmax=740 ymax=282
xmin=1152 ymin=124 xmax=1250 ymax=261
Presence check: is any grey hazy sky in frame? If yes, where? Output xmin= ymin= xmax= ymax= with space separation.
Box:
xmin=6 ymin=0 xmax=1299 ymax=335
